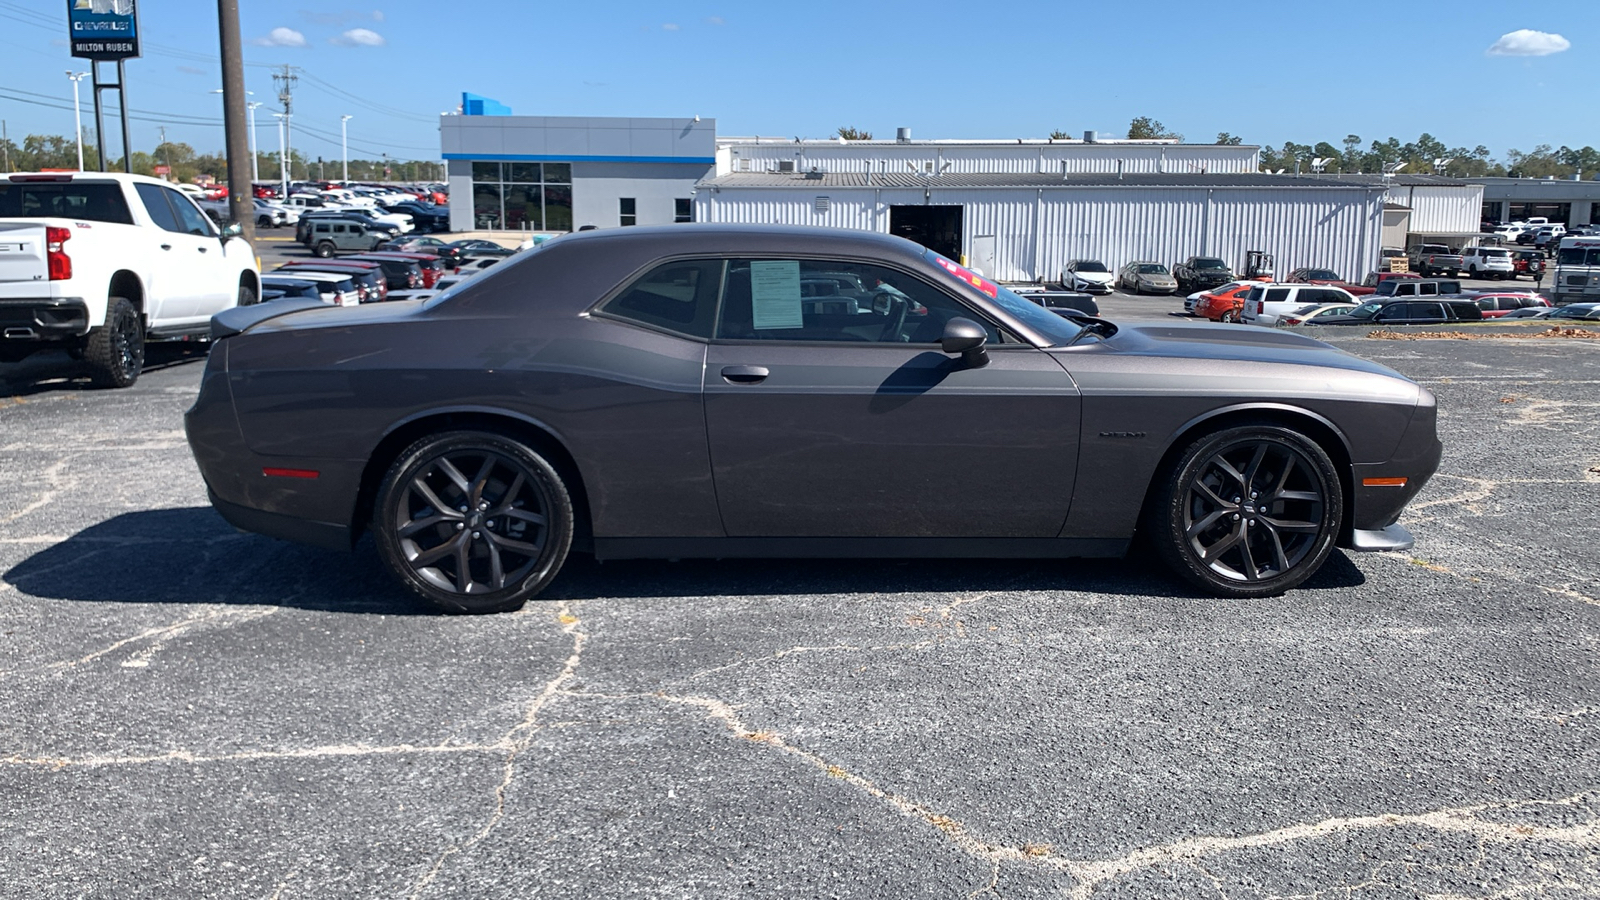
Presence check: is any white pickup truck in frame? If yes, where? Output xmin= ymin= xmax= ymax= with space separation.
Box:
xmin=0 ymin=172 xmax=260 ymax=387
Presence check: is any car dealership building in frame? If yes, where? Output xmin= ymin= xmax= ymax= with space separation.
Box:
xmin=441 ymin=105 xmax=1485 ymax=283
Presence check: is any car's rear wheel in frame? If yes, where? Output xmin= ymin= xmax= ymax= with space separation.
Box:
xmin=1146 ymin=424 xmax=1342 ymax=597
xmin=374 ymin=431 xmax=574 ymax=614
xmin=1219 ymin=309 xmax=1238 ymax=323
xmin=315 ymin=241 xmax=336 ymax=258
xmin=83 ymin=296 xmax=144 ymax=388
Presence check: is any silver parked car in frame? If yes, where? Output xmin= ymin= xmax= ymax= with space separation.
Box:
xmin=1117 ymin=261 xmax=1178 ymax=295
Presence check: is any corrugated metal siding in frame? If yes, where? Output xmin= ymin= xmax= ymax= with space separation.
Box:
xmin=722 ymin=144 xmax=1259 ymax=176
xmin=698 ymin=186 xmax=1385 ymax=284
xmin=1403 ymin=185 xmax=1484 ymax=233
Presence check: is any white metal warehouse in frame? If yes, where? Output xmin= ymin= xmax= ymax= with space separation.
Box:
xmin=694 ymin=168 xmax=1392 ymax=283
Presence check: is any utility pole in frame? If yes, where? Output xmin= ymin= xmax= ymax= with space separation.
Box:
xmin=246 ymin=101 xmax=261 ymax=183
xmin=340 ymin=114 xmax=352 ymax=183
xmin=272 ymin=64 xmax=297 ymax=188
xmin=216 ymin=0 xmax=255 ymax=243
xmin=273 ymin=112 xmax=288 ymax=198
xmin=158 ymin=125 xmax=168 ymax=177
xmin=66 ymin=72 xmax=88 ymax=171
xmin=1 ymin=120 xmax=9 ymax=172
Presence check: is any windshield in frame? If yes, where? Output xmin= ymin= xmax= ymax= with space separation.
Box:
xmin=1073 ymin=261 xmax=1108 ymax=273
xmin=1348 ymin=302 xmax=1383 ymax=320
xmin=1558 ymin=247 xmax=1600 ymax=266
xmin=1194 ymin=258 xmax=1227 ymax=269
xmin=1136 ymin=264 xmax=1168 ymax=275
xmin=1304 ymin=269 xmax=1340 ymax=280
xmin=926 ymin=251 xmax=1085 ymax=346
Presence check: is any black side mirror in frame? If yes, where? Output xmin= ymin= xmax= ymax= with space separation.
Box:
xmin=941 ymin=317 xmax=989 ymax=368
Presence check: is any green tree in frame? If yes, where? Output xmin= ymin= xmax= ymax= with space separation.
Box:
xmin=1127 ymin=117 xmax=1182 ymax=141
xmin=836 ymin=126 xmax=872 ymax=141
xmin=1049 ymin=129 xmax=1070 ymax=140
xmin=1215 ymin=132 xmax=1242 ymax=145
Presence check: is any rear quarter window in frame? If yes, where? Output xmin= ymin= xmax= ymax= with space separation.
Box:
xmin=0 ymin=181 xmax=134 ymax=225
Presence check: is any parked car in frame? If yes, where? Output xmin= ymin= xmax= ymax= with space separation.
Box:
xmin=1512 ymin=250 xmax=1545 ymax=280
xmin=1474 ymin=293 xmax=1552 ymax=318
xmin=301 ymin=218 xmax=388 ymax=257
xmin=187 ymin=224 xmax=1441 ymax=612
xmin=344 ymin=254 xmax=425 ymax=291
xmin=1286 ymin=267 xmax=1343 ymax=285
xmin=1173 ymin=256 xmax=1234 ymax=294
xmin=1359 ymin=272 xmax=1422 ymax=289
xmin=1311 ymin=298 xmax=1483 ymax=326
xmin=1061 ymin=259 xmax=1115 ymax=294
xmin=1408 ymin=245 xmax=1464 ymax=277
xmin=1194 ymin=283 xmax=1259 ymax=322
xmin=297 ymin=211 xmax=401 ymax=243
xmin=261 ymin=272 xmax=361 ymax=307
xmin=255 ymin=277 xmax=324 ymax=303
xmin=1276 ymin=302 xmax=1358 ymax=326
xmin=1500 ymin=306 xmax=1556 ymax=319
xmin=1461 ymin=246 xmax=1515 ymax=279
xmin=383 ymin=201 xmax=448 ymax=233
xmin=447 ymin=239 xmax=516 ymax=258
xmin=351 ymin=251 xmax=449 ymax=288
xmin=1370 ymin=278 xmax=1463 ymax=299
xmin=1547 ymin=302 xmax=1600 ymax=321
xmin=380 ymin=235 xmax=462 ymax=260
xmin=1240 ymin=284 xmax=1357 ymax=327
xmin=274 ymin=260 xmax=388 ymax=302
xmin=1533 ymin=225 xmax=1567 ymax=250
xmin=1013 ymin=290 xmax=1100 ymax=318
xmin=1116 ymin=261 xmax=1177 ymax=295
xmin=1185 ymin=281 xmax=1251 ymax=314
xmin=456 ymin=256 xmax=506 ymax=276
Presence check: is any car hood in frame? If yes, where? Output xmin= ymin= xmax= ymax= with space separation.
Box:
xmin=1081 ymin=321 xmax=1417 ymax=385
xmin=1073 ymin=271 xmax=1114 ymax=283
xmin=1137 ymin=273 xmax=1176 ymax=283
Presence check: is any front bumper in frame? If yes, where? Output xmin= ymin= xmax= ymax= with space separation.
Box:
xmin=0 ymin=298 xmax=90 ymax=341
xmin=1340 ymin=394 xmax=1443 ymax=551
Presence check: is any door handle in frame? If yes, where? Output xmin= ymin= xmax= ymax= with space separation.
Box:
xmin=720 ymin=365 xmax=769 ymax=385
xmin=160 ymin=244 xmax=172 ymax=250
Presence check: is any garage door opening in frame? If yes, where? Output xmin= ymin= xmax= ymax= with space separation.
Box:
xmin=889 ymin=205 xmax=963 ymax=261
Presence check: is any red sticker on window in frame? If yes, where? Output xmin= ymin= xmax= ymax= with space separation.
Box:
xmin=933 ymin=255 xmax=998 ymax=299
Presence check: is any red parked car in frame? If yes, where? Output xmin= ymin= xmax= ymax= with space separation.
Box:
xmin=1473 ymin=292 xmax=1551 ymax=318
xmin=1194 ymin=282 xmax=1259 ymax=322
xmin=349 ymin=251 xmax=449 ymax=288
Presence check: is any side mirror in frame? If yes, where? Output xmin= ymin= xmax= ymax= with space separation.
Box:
xmin=220 ymin=222 xmax=243 ymax=242
xmin=941 ymin=317 xmax=989 ymax=368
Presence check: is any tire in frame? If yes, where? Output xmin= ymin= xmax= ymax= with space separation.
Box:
xmin=373 ymin=430 xmax=574 ymax=614
xmin=237 ymin=281 xmax=258 ymax=307
xmin=82 ymin=296 xmax=144 ymax=389
xmin=1144 ymin=424 xmax=1342 ymax=598
xmin=257 ymin=216 xmax=273 ymax=228
xmin=315 ymin=241 xmax=336 ymax=258
xmin=1219 ymin=310 xmax=1238 ymax=323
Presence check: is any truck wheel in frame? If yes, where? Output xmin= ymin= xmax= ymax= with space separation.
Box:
xmin=238 ymin=281 xmax=258 ymax=307
xmin=83 ymin=297 xmax=144 ymax=389
xmin=257 ymin=215 xmax=273 ymax=228
xmin=315 ymin=241 xmax=337 ymax=258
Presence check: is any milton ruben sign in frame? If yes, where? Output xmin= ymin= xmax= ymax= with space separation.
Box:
xmin=68 ymin=0 xmax=141 ymax=61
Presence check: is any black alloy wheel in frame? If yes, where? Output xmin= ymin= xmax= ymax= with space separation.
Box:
xmin=1147 ymin=424 xmax=1342 ymax=597
xmin=83 ymin=296 xmax=145 ymax=388
xmin=374 ymin=431 xmax=573 ymax=614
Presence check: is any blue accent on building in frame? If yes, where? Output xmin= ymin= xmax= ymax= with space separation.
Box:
xmin=461 ymin=93 xmax=512 ymax=116
xmin=444 ymin=153 xmax=715 ymax=165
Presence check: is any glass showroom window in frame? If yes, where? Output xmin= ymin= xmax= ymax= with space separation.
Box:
xmin=471 ymin=161 xmax=574 ymax=231
xmin=675 ymin=198 xmax=692 ymax=223
xmin=620 ymin=198 xmax=636 ymax=227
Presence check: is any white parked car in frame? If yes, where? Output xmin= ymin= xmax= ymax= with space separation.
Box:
xmin=1461 ymin=246 xmax=1516 ymax=279
xmin=1240 ymin=284 xmax=1357 ymax=327
xmin=0 ymin=171 xmax=259 ymax=387
xmin=1061 ymin=259 xmax=1115 ymax=294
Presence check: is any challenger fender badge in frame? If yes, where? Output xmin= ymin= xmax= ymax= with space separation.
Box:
xmin=1098 ymin=431 xmax=1147 ymax=439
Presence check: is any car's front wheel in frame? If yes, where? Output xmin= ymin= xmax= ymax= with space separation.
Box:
xmin=374 ymin=431 xmax=574 ymax=614
xmin=1146 ymin=424 xmax=1342 ymax=597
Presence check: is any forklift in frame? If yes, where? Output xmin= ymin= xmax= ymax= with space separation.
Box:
xmin=1243 ymin=250 xmax=1275 ymax=281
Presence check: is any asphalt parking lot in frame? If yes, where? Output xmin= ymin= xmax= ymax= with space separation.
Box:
xmin=1 ymin=314 xmax=1597 ymax=897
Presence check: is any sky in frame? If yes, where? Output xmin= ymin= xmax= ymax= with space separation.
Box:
xmin=0 ymin=0 xmax=1593 ymax=164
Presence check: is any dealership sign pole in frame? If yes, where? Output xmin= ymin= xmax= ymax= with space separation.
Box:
xmin=67 ymin=0 xmax=141 ymax=174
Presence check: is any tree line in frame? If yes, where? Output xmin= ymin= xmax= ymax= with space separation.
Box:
xmin=0 ymin=131 xmax=442 ymax=184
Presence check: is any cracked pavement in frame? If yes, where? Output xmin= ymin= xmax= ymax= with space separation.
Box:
xmin=1 ymin=334 xmax=1597 ymax=899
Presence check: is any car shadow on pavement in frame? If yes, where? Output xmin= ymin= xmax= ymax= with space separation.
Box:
xmin=0 ymin=345 xmax=210 ymax=397
xmin=7 ymin=507 xmax=1368 ymax=613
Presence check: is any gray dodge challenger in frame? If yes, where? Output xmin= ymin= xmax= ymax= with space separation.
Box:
xmin=186 ymin=225 xmax=1441 ymax=613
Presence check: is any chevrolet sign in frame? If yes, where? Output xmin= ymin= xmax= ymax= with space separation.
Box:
xmin=68 ymin=0 xmax=140 ymax=61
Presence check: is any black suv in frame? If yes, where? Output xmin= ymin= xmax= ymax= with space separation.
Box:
xmin=1309 ymin=298 xmax=1483 ymax=326
xmin=1173 ymin=256 xmax=1234 ymax=293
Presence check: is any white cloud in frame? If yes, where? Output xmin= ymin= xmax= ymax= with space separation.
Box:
xmin=1487 ymin=29 xmax=1570 ymax=57
xmin=662 ymin=23 xmax=680 ymax=31
xmin=332 ymin=28 xmax=386 ymax=46
xmin=705 ymin=16 xmax=724 ymax=25
xmin=249 ymin=27 xmax=308 ymax=47
xmin=371 ymin=9 xmax=384 ymax=21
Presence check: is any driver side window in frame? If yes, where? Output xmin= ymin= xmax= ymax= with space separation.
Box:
xmin=714 ymin=258 xmax=998 ymax=344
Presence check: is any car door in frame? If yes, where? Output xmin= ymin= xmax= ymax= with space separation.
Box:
xmin=130 ymin=183 xmax=190 ymax=322
xmin=160 ymin=186 xmax=235 ymax=318
xmin=702 ymin=256 xmax=1081 ymax=538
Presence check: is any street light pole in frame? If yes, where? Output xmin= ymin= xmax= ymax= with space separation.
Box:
xmin=65 ymin=72 xmax=89 ymax=171
xmin=273 ymin=112 xmax=288 ymax=198
xmin=246 ymin=101 xmax=261 ymax=183
xmin=340 ymin=114 xmax=352 ymax=183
